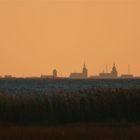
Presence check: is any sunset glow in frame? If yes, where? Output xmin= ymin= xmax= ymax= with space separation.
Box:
xmin=0 ymin=0 xmax=140 ymax=77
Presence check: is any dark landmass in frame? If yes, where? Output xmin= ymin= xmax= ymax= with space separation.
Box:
xmin=0 ymin=83 xmax=140 ymax=139
xmin=0 ymin=78 xmax=140 ymax=94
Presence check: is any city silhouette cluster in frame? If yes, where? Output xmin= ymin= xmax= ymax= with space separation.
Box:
xmin=0 ymin=63 xmax=135 ymax=79
xmin=69 ymin=63 xmax=134 ymax=79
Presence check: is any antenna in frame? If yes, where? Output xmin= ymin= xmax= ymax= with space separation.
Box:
xmin=113 ymin=61 xmax=116 ymax=67
xmin=83 ymin=61 xmax=86 ymax=67
xmin=106 ymin=65 xmax=108 ymax=73
xmin=128 ymin=64 xmax=130 ymax=74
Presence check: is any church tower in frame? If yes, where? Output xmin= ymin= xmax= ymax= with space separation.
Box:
xmin=53 ymin=69 xmax=57 ymax=78
xmin=82 ymin=63 xmax=88 ymax=78
xmin=111 ymin=63 xmax=118 ymax=78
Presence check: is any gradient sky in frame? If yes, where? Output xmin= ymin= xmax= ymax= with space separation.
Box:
xmin=0 ymin=0 xmax=140 ymax=77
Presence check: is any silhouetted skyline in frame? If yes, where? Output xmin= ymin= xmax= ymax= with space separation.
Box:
xmin=0 ymin=63 xmax=136 ymax=79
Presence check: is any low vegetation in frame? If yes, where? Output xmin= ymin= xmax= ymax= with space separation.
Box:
xmin=0 ymin=88 xmax=140 ymax=124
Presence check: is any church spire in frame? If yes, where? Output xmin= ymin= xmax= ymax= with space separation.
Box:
xmin=111 ymin=63 xmax=118 ymax=78
xmin=82 ymin=62 xmax=88 ymax=78
xmin=83 ymin=63 xmax=86 ymax=69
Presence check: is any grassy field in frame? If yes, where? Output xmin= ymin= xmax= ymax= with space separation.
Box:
xmin=0 ymin=88 xmax=140 ymax=139
xmin=0 ymin=88 xmax=140 ymax=123
xmin=0 ymin=123 xmax=140 ymax=140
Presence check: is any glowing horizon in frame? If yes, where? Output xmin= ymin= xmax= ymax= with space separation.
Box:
xmin=0 ymin=0 xmax=140 ymax=77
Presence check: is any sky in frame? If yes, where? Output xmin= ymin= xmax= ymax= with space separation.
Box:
xmin=0 ymin=0 xmax=140 ymax=77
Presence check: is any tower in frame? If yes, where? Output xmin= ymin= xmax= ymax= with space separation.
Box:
xmin=53 ymin=69 xmax=57 ymax=78
xmin=111 ymin=63 xmax=118 ymax=78
xmin=82 ymin=63 xmax=88 ymax=78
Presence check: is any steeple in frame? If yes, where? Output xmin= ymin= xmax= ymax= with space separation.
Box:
xmin=82 ymin=63 xmax=88 ymax=78
xmin=53 ymin=69 xmax=57 ymax=78
xmin=111 ymin=63 xmax=118 ymax=78
xmin=83 ymin=63 xmax=86 ymax=69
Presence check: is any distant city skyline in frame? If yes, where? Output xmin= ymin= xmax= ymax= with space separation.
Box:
xmin=0 ymin=0 xmax=140 ymax=77
xmin=0 ymin=63 xmax=136 ymax=79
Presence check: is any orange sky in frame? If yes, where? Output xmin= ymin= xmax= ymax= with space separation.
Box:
xmin=0 ymin=0 xmax=140 ymax=77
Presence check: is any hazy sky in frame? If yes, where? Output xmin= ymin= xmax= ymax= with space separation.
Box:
xmin=0 ymin=0 xmax=140 ymax=77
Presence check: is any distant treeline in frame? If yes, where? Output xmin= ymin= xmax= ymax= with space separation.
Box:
xmin=0 ymin=88 xmax=140 ymax=124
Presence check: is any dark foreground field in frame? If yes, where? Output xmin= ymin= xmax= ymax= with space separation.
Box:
xmin=1 ymin=88 xmax=140 ymax=123
xmin=0 ymin=87 xmax=140 ymax=139
xmin=0 ymin=123 xmax=140 ymax=140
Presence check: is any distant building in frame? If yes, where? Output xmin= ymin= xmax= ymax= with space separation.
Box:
xmin=120 ymin=65 xmax=134 ymax=79
xmin=98 ymin=64 xmax=118 ymax=79
xmin=4 ymin=75 xmax=13 ymax=79
xmin=41 ymin=69 xmax=58 ymax=79
xmin=53 ymin=69 xmax=57 ymax=78
xmin=121 ymin=74 xmax=134 ymax=79
xmin=135 ymin=76 xmax=140 ymax=79
xmin=69 ymin=64 xmax=88 ymax=79
xmin=90 ymin=64 xmax=118 ymax=79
